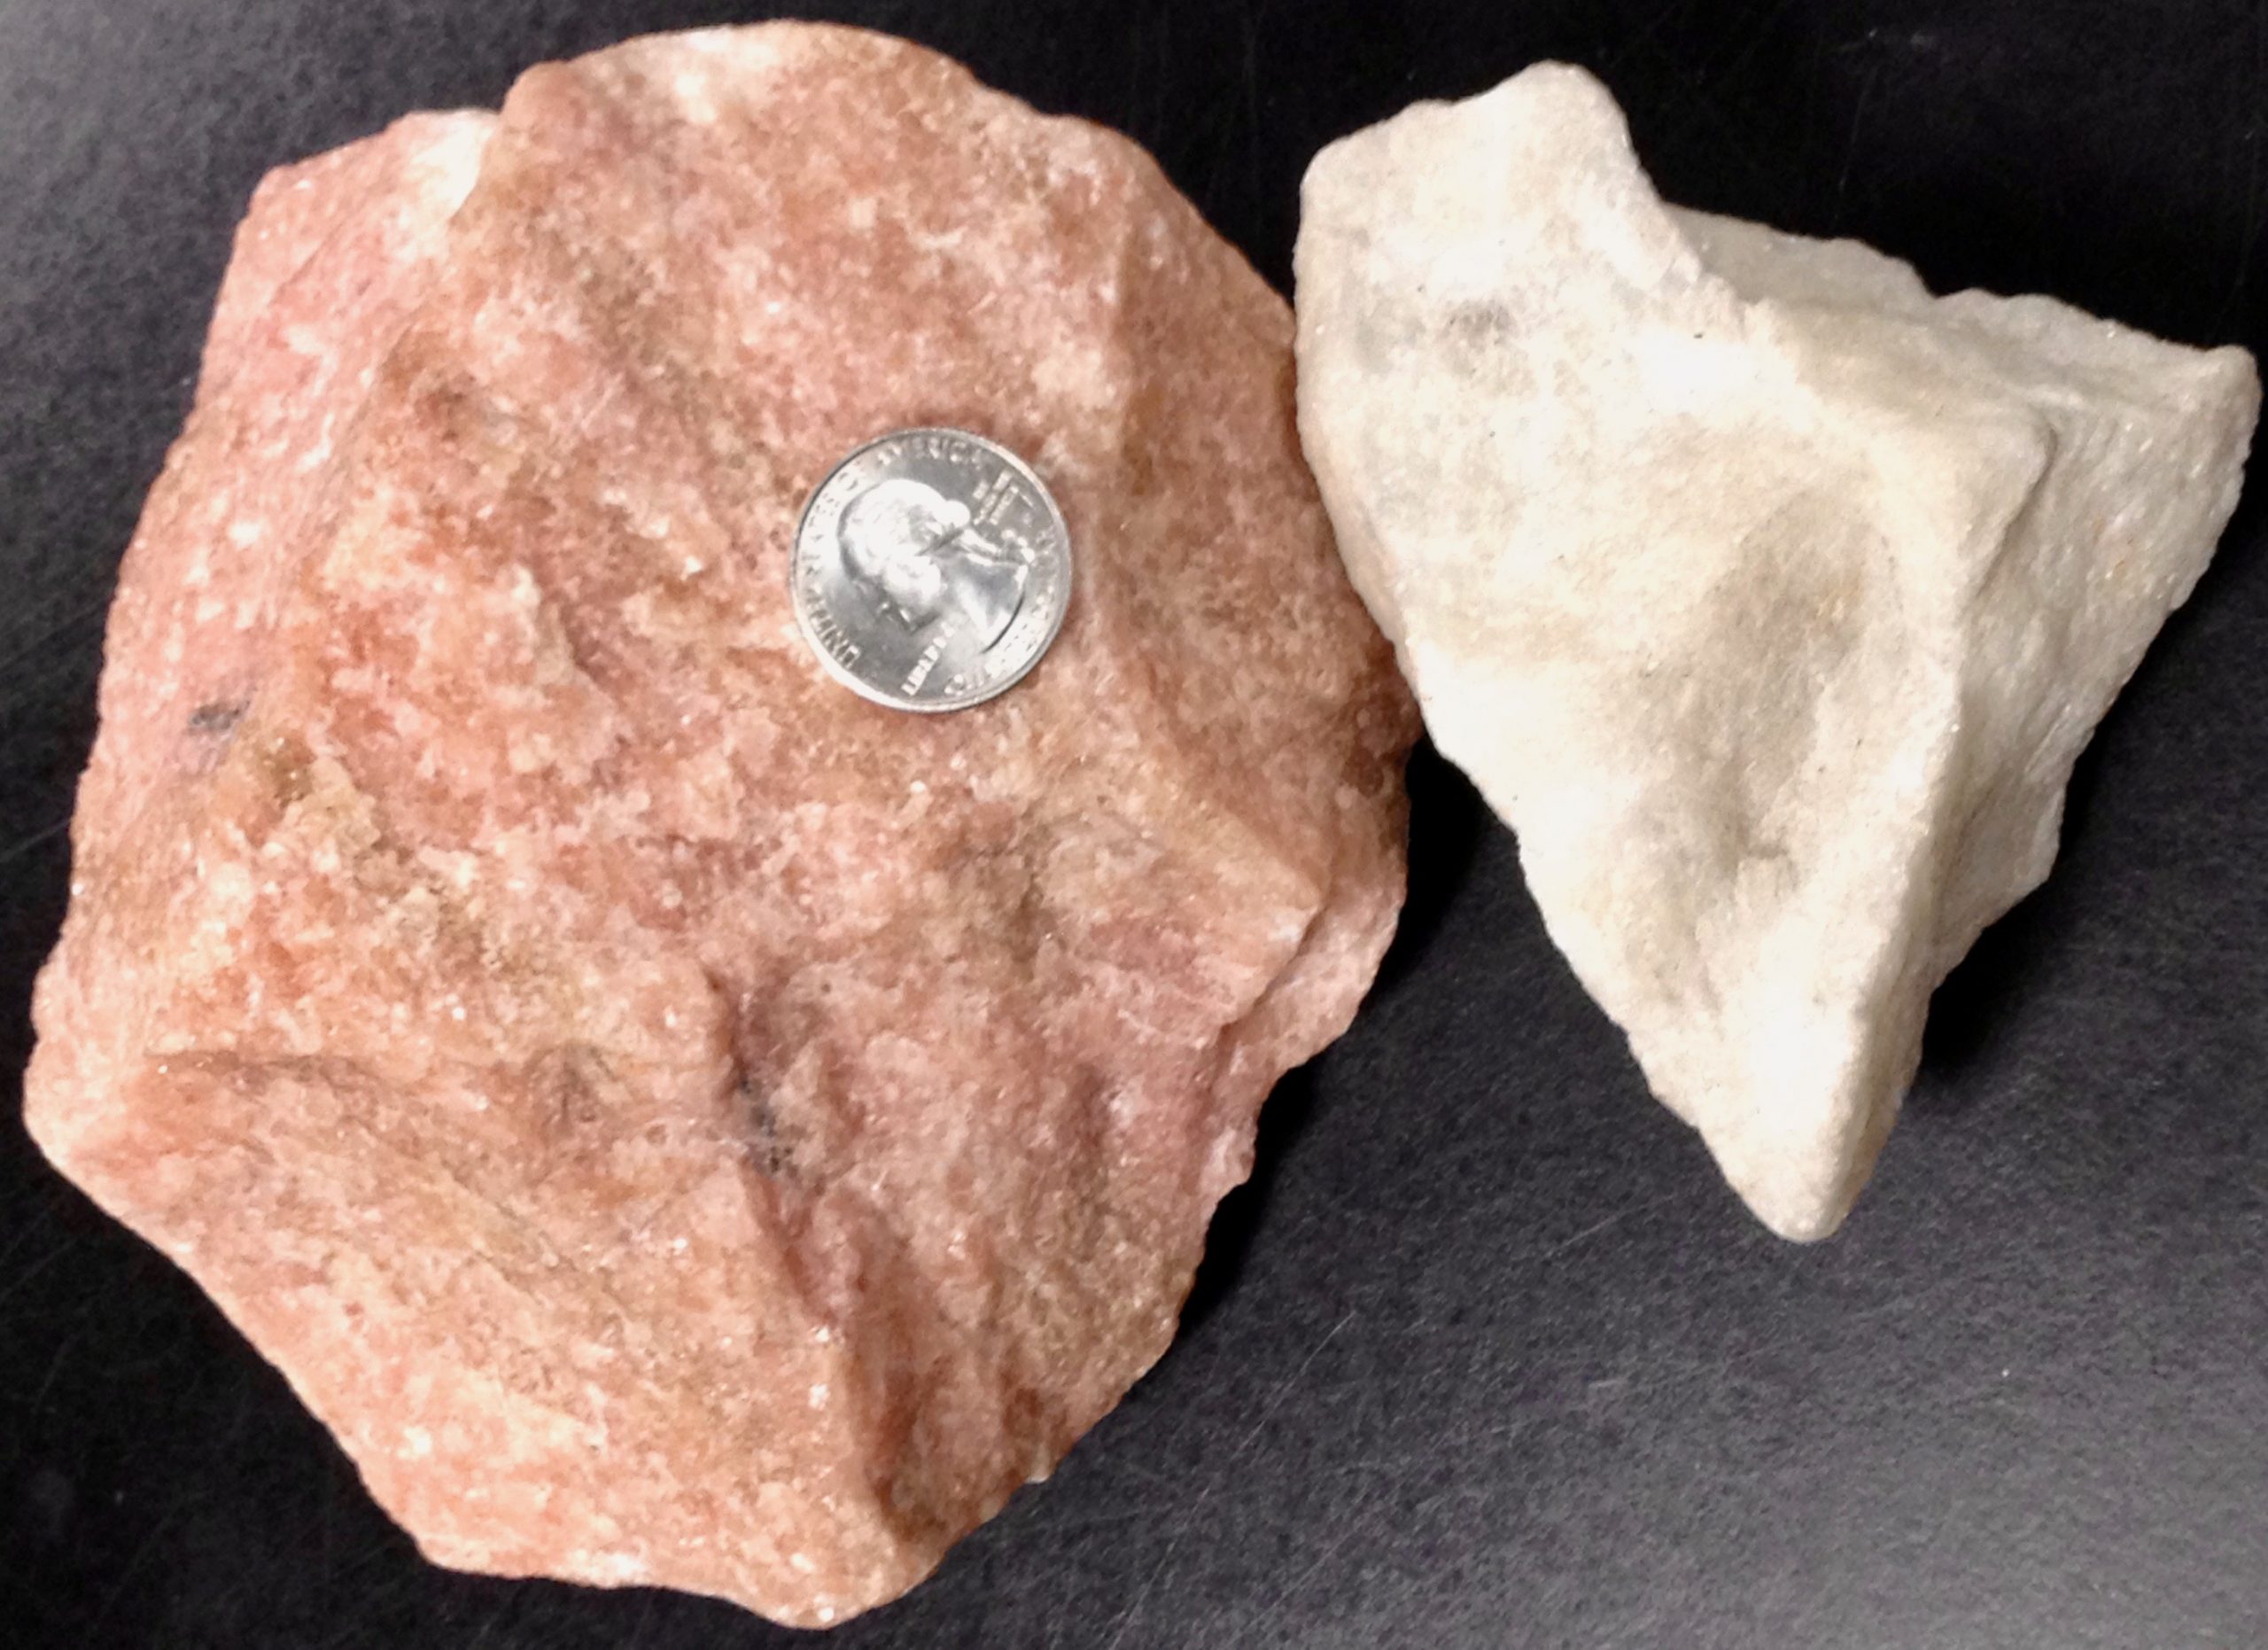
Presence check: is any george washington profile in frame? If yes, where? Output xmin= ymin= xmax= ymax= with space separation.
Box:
xmin=835 ymin=477 xmax=1029 ymax=650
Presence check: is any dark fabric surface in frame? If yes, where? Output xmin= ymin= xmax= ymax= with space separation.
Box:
xmin=2 ymin=2 xmax=2263 ymax=1645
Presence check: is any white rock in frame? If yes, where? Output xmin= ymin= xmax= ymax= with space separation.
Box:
xmin=1294 ymin=63 xmax=2258 ymax=1239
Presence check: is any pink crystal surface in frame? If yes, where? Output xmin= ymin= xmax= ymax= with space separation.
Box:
xmin=26 ymin=24 xmax=1415 ymax=1627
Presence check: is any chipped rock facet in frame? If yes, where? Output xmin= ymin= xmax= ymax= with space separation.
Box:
xmin=28 ymin=25 xmax=1416 ymax=1627
xmin=1294 ymin=63 xmax=2257 ymax=1240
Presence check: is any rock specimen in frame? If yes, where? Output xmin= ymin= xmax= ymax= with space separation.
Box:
xmin=1295 ymin=64 xmax=2257 ymax=1241
xmin=27 ymin=25 xmax=1416 ymax=1627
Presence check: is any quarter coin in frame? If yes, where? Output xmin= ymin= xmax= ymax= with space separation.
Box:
xmin=790 ymin=428 xmax=1073 ymax=712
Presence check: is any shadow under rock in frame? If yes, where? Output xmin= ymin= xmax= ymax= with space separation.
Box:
xmin=1176 ymin=1059 xmax=1317 ymax=1342
xmin=1373 ymin=738 xmax=1495 ymax=996
xmin=1176 ymin=740 xmax=1492 ymax=1342
xmin=1913 ymin=896 xmax=2049 ymax=1117
xmin=1910 ymin=451 xmax=2268 ymax=1115
xmin=1910 ymin=685 xmax=2118 ymax=1115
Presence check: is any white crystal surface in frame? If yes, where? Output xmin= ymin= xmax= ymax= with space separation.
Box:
xmin=1295 ymin=63 xmax=2259 ymax=1238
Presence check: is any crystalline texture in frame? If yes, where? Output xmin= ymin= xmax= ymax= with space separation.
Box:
xmin=1294 ymin=63 xmax=2256 ymax=1240
xmin=27 ymin=25 xmax=1416 ymax=1626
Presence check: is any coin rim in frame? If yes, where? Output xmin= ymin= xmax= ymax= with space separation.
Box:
xmin=790 ymin=426 xmax=1074 ymax=715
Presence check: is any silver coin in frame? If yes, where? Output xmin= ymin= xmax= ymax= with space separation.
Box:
xmin=790 ymin=428 xmax=1072 ymax=713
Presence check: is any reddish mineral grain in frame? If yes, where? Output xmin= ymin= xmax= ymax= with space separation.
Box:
xmin=26 ymin=24 xmax=1416 ymax=1629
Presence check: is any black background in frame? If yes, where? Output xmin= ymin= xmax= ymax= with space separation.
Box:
xmin=4 ymin=1 xmax=2265 ymax=1645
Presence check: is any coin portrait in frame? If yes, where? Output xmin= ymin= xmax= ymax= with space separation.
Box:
xmin=836 ymin=476 xmax=1029 ymax=649
xmin=792 ymin=429 xmax=1072 ymax=712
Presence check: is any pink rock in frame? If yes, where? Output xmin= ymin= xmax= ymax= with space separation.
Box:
xmin=26 ymin=23 xmax=1416 ymax=1629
